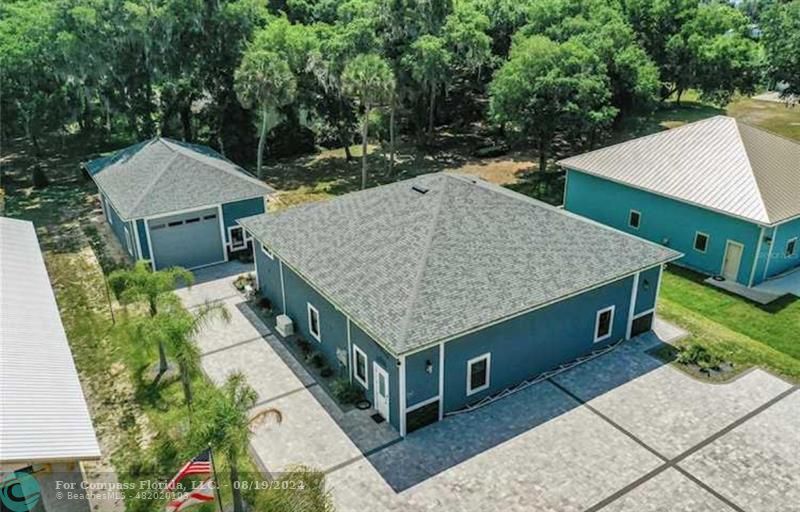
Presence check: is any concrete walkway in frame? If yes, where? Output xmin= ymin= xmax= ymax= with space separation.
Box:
xmin=179 ymin=263 xmax=800 ymax=512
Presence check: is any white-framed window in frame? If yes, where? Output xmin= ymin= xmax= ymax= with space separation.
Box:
xmin=124 ymin=225 xmax=133 ymax=255
xmin=786 ymin=238 xmax=797 ymax=257
xmin=307 ymin=303 xmax=321 ymax=342
xmin=594 ymin=305 xmax=615 ymax=343
xmin=466 ymin=353 xmax=491 ymax=396
xmin=352 ymin=345 xmax=368 ymax=388
xmin=628 ymin=209 xmax=641 ymax=229
xmin=228 ymin=226 xmax=248 ymax=251
xmin=261 ymin=243 xmax=274 ymax=260
xmin=693 ymin=231 xmax=709 ymax=253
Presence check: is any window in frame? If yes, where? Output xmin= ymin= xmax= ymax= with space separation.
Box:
xmin=694 ymin=232 xmax=709 ymax=253
xmin=628 ymin=210 xmax=641 ymax=229
xmin=353 ymin=345 xmax=368 ymax=388
xmin=228 ymin=226 xmax=247 ymax=250
xmin=124 ymin=225 xmax=133 ymax=255
xmin=203 ymin=214 xmax=217 ymax=220
xmin=261 ymin=243 xmax=274 ymax=260
xmin=786 ymin=238 xmax=797 ymax=257
xmin=594 ymin=306 xmax=615 ymax=343
xmin=150 ymin=223 xmax=166 ymax=231
xmin=185 ymin=217 xmax=200 ymax=224
xmin=307 ymin=303 xmax=321 ymax=341
xmin=168 ymin=220 xmax=183 ymax=227
xmin=466 ymin=353 xmax=491 ymax=396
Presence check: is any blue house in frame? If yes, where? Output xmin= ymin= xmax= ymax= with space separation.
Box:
xmin=560 ymin=116 xmax=800 ymax=289
xmin=239 ymin=173 xmax=678 ymax=436
xmin=84 ymin=138 xmax=274 ymax=270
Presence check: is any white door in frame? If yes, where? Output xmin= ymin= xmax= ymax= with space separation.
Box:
xmin=372 ymin=363 xmax=390 ymax=421
xmin=722 ymin=241 xmax=744 ymax=281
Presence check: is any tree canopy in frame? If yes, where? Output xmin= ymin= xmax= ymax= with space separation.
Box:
xmin=0 ymin=0 xmax=776 ymax=174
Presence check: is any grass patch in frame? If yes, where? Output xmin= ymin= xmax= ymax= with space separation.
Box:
xmin=658 ymin=268 xmax=800 ymax=382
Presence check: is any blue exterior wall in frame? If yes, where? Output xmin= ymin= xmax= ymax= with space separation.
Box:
xmin=222 ymin=197 xmax=266 ymax=242
xmin=405 ymin=345 xmax=440 ymax=409
xmin=564 ymin=170 xmax=762 ymax=285
xmin=439 ymin=272 xmax=642 ymax=413
xmin=764 ymin=217 xmax=800 ymax=279
xmin=104 ymin=195 xmax=135 ymax=258
xmin=253 ymin=244 xmax=401 ymax=430
xmin=136 ymin=219 xmax=150 ymax=260
xmin=634 ymin=265 xmax=661 ymax=315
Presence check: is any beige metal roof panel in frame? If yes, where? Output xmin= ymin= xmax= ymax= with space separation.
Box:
xmin=558 ymin=116 xmax=800 ymax=225
xmin=0 ymin=217 xmax=101 ymax=463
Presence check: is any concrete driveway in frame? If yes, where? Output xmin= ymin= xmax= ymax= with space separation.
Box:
xmin=178 ymin=263 xmax=800 ymax=512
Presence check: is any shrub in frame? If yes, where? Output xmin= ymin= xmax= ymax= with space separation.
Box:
xmin=296 ymin=337 xmax=311 ymax=355
xmin=309 ymin=351 xmax=325 ymax=368
xmin=320 ymin=365 xmax=333 ymax=378
xmin=258 ymin=296 xmax=272 ymax=311
xmin=676 ymin=343 xmax=721 ymax=370
xmin=331 ymin=378 xmax=364 ymax=404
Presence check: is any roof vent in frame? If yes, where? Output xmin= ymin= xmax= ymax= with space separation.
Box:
xmin=412 ymin=185 xmax=429 ymax=195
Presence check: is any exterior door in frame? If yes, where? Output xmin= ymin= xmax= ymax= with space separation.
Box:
xmin=372 ymin=363 xmax=390 ymax=422
xmin=722 ymin=241 xmax=744 ymax=282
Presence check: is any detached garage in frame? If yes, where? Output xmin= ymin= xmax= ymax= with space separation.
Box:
xmin=84 ymin=138 xmax=274 ymax=270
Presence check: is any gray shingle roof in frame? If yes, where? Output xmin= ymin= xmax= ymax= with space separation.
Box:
xmin=239 ymin=173 xmax=679 ymax=355
xmin=558 ymin=116 xmax=800 ymax=225
xmin=1 ymin=217 xmax=101 ymax=463
xmin=85 ymin=138 xmax=274 ymax=220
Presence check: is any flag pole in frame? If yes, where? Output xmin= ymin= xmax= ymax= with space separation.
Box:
xmin=208 ymin=445 xmax=225 ymax=512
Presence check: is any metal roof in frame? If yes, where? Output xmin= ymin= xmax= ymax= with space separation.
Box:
xmin=0 ymin=217 xmax=101 ymax=464
xmin=239 ymin=173 xmax=679 ymax=355
xmin=558 ymin=116 xmax=800 ymax=226
xmin=85 ymin=138 xmax=275 ymax=220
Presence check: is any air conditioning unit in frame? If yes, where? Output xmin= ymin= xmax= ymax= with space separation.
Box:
xmin=275 ymin=314 xmax=294 ymax=337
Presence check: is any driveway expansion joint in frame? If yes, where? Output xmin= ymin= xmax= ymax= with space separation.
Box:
xmin=582 ymin=385 xmax=798 ymax=512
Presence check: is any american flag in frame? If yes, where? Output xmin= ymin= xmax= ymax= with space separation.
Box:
xmin=165 ymin=478 xmax=216 ymax=512
xmin=166 ymin=449 xmax=212 ymax=491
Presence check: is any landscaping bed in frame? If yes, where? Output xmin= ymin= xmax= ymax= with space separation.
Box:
xmin=245 ymin=296 xmax=367 ymax=412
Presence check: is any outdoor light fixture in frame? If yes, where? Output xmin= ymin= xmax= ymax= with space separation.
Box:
xmin=764 ymin=236 xmax=773 ymax=245
xmin=643 ymin=279 xmax=650 ymax=290
xmin=425 ymin=360 xmax=433 ymax=374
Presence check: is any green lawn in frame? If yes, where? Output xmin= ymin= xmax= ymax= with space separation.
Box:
xmin=658 ymin=267 xmax=800 ymax=382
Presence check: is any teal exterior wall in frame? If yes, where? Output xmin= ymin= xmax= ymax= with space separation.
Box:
xmin=136 ymin=219 xmax=150 ymax=260
xmin=440 ymin=272 xmax=643 ymax=414
xmin=405 ymin=346 xmax=440 ymax=409
xmin=634 ymin=266 xmax=661 ymax=315
xmin=253 ymin=244 xmax=401 ymax=430
xmin=105 ymin=195 xmax=135 ymax=258
xmin=564 ymin=170 xmax=762 ymax=285
xmin=763 ymin=217 xmax=800 ymax=279
xmin=222 ymin=197 xmax=266 ymax=242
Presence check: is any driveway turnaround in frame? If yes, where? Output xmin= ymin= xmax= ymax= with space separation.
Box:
xmin=178 ymin=263 xmax=799 ymax=512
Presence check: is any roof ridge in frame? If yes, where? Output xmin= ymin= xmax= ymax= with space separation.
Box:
xmin=395 ymin=175 xmax=451 ymax=347
xmin=731 ymin=120 xmax=772 ymax=224
xmin=159 ymin=138 xmax=272 ymax=191
xmin=558 ymin=115 xmax=731 ymax=165
xmin=447 ymin=173 xmax=682 ymax=255
xmin=125 ymin=152 xmax=181 ymax=218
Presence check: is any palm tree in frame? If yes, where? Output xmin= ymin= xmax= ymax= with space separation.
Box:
xmin=141 ymin=301 xmax=230 ymax=408
xmin=342 ymin=54 xmax=395 ymax=189
xmin=109 ymin=261 xmax=194 ymax=378
xmin=234 ymin=49 xmax=297 ymax=178
xmin=197 ymin=373 xmax=282 ymax=512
